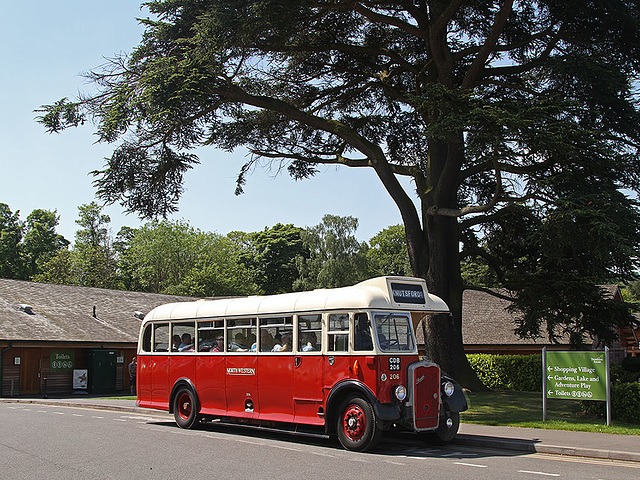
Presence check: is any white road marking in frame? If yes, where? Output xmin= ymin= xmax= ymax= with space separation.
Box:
xmin=518 ymin=470 xmax=560 ymax=477
xmin=455 ymin=462 xmax=488 ymax=468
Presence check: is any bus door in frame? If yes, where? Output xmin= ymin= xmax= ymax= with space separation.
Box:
xmin=293 ymin=314 xmax=324 ymax=425
xmin=324 ymin=313 xmax=352 ymax=378
xmin=256 ymin=317 xmax=294 ymax=422
xmin=195 ymin=321 xmax=227 ymax=416
xmin=225 ymin=320 xmax=258 ymax=418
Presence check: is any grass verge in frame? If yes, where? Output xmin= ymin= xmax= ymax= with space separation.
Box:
xmin=461 ymin=390 xmax=640 ymax=435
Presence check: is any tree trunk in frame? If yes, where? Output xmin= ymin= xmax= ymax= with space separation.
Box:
xmin=422 ymin=214 xmax=487 ymax=390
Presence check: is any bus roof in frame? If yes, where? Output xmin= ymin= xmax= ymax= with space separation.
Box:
xmin=142 ymin=276 xmax=449 ymax=323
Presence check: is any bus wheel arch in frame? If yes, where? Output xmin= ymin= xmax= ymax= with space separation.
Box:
xmin=335 ymin=394 xmax=382 ymax=452
xmin=170 ymin=380 xmax=201 ymax=429
xmin=325 ymin=381 xmax=377 ymax=435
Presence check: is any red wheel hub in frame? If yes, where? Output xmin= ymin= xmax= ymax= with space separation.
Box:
xmin=178 ymin=393 xmax=192 ymax=420
xmin=342 ymin=404 xmax=366 ymax=441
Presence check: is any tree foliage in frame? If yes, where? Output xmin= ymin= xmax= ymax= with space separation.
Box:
xmin=119 ymin=219 xmax=259 ymax=296
xmin=240 ymin=223 xmax=308 ymax=294
xmin=295 ymin=214 xmax=369 ymax=290
xmin=367 ymin=224 xmax=411 ymax=277
xmin=0 ymin=203 xmax=69 ymax=280
xmin=38 ymin=1 xmax=640 ymax=385
xmin=0 ymin=204 xmax=23 ymax=279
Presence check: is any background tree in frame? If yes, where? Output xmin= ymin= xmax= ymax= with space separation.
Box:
xmin=0 ymin=203 xmax=24 ymax=279
xmin=22 ymin=209 xmax=70 ymax=279
xmin=240 ymin=223 xmax=308 ymax=294
xmin=32 ymin=250 xmax=75 ymax=285
xmin=367 ymin=225 xmax=411 ymax=277
xmin=39 ymin=1 xmax=640 ymax=387
xmin=120 ymin=219 xmax=258 ymax=296
xmin=113 ymin=226 xmax=139 ymax=290
xmin=72 ymin=202 xmax=119 ymax=288
xmin=295 ymin=214 xmax=369 ymax=290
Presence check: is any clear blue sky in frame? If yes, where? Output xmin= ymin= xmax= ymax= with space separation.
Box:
xmin=1 ymin=1 xmax=412 ymax=243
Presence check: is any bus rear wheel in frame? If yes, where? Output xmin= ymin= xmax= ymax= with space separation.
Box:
xmin=173 ymin=387 xmax=199 ymax=429
xmin=336 ymin=395 xmax=381 ymax=452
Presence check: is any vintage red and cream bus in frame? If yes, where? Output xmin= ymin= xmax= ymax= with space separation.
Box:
xmin=136 ymin=276 xmax=467 ymax=451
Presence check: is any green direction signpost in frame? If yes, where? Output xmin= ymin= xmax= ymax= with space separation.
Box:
xmin=542 ymin=347 xmax=611 ymax=425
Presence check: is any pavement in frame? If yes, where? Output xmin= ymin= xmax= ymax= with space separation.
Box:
xmin=2 ymin=394 xmax=639 ymax=463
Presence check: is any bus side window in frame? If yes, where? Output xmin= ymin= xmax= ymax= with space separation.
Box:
xmin=328 ymin=313 xmax=349 ymax=352
xmin=298 ymin=314 xmax=322 ymax=352
xmin=153 ymin=323 xmax=169 ymax=352
xmin=197 ymin=320 xmax=224 ymax=352
xmin=141 ymin=324 xmax=152 ymax=352
xmin=353 ymin=312 xmax=373 ymax=351
xmin=227 ymin=318 xmax=256 ymax=352
xmin=173 ymin=322 xmax=195 ymax=352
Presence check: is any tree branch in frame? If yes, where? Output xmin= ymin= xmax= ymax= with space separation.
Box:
xmin=463 ymin=0 xmax=514 ymax=89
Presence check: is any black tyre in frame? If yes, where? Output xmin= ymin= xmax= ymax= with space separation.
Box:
xmin=173 ymin=386 xmax=199 ymax=429
xmin=422 ymin=412 xmax=460 ymax=444
xmin=336 ymin=395 xmax=381 ymax=452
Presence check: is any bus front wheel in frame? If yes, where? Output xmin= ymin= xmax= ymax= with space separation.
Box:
xmin=173 ymin=387 xmax=199 ymax=429
xmin=336 ymin=395 xmax=381 ymax=452
xmin=422 ymin=412 xmax=460 ymax=444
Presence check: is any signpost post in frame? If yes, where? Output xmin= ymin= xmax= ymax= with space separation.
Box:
xmin=542 ymin=347 xmax=611 ymax=425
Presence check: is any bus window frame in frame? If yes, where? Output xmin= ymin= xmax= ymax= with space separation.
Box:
xmin=197 ymin=319 xmax=225 ymax=353
xmin=372 ymin=312 xmax=417 ymax=354
xmin=296 ymin=313 xmax=322 ymax=353
xmin=326 ymin=312 xmax=350 ymax=353
xmin=172 ymin=321 xmax=196 ymax=353
xmin=153 ymin=323 xmax=170 ymax=353
xmin=226 ymin=317 xmax=256 ymax=354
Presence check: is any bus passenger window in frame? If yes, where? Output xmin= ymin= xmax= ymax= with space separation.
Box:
xmin=141 ymin=324 xmax=152 ymax=352
xmin=328 ymin=313 xmax=349 ymax=352
xmin=153 ymin=324 xmax=169 ymax=352
xmin=259 ymin=317 xmax=293 ymax=352
xmin=197 ymin=320 xmax=224 ymax=352
xmin=227 ymin=318 xmax=256 ymax=352
xmin=298 ymin=314 xmax=322 ymax=352
xmin=173 ymin=322 xmax=195 ymax=352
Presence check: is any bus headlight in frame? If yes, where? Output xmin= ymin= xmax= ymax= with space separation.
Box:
xmin=394 ymin=385 xmax=407 ymax=401
xmin=443 ymin=381 xmax=455 ymax=397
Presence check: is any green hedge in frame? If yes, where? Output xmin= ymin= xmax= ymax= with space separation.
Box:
xmin=467 ymin=353 xmax=542 ymax=392
xmin=467 ymin=353 xmax=640 ymax=423
xmin=581 ymin=382 xmax=640 ymax=424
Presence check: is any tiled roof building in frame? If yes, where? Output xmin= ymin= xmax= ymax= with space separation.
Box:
xmin=0 ymin=279 xmax=192 ymax=396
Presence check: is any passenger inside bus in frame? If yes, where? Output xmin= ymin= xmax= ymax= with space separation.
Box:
xmin=301 ymin=332 xmax=317 ymax=351
xmin=230 ymin=333 xmax=249 ymax=351
xmin=258 ymin=329 xmax=275 ymax=352
xmin=172 ymin=335 xmax=181 ymax=351
xmin=272 ymin=333 xmax=292 ymax=352
xmin=178 ymin=333 xmax=194 ymax=351
xmin=212 ymin=336 xmax=224 ymax=352
xmin=354 ymin=314 xmax=373 ymax=351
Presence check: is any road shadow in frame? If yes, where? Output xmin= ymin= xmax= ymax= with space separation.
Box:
xmin=144 ymin=418 xmax=537 ymax=459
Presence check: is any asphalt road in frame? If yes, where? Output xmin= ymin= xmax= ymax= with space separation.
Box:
xmin=1 ymin=403 xmax=639 ymax=480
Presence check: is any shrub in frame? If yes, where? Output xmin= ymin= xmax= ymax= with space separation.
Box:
xmin=621 ymin=356 xmax=640 ymax=373
xmin=581 ymin=382 xmax=640 ymax=424
xmin=467 ymin=354 xmax=542 ymax=392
